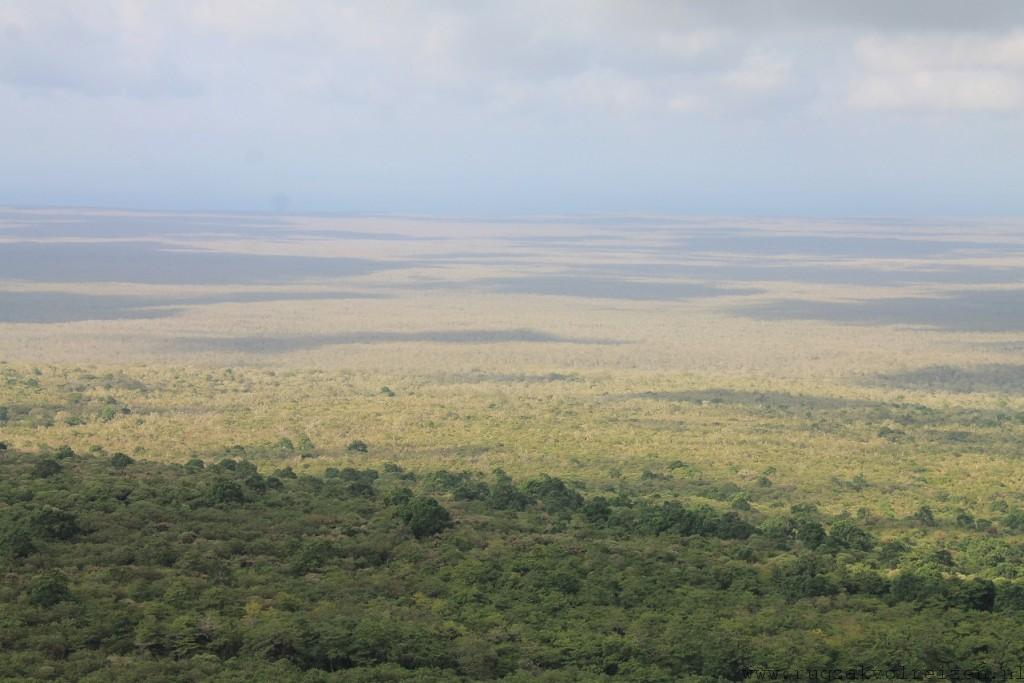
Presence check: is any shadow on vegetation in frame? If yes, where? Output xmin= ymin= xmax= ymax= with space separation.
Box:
xmin=869 ymin=365 xmax=1024 ymax=394
xmin=174 ymin=328 xmax=621 ymax=353
xmin=0 ymin=241 xmax=405 ymax=285
xmin=680 ymin=234 xmax=1017 ymax=258
xmin=0 ymin=290 xmax=384 ymax=324
xmin=579 ymin=262 xmax=1024 ymax=287
xmin=409 ymin=275 xmax=758 ymax=301
xmin=439 ymin=371 xmax=582 ymax=384
xmin=734 ymin=290 xmax=1024 ymax=332
xmin=0 ymin=212 xmax=426 ymax=241
xmin=0 ymin=214 xmax=287 ymax=239
xmin=631 ymin=389 xmax=875 ymax=411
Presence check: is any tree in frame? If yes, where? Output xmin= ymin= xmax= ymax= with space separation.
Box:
xmin=523 ymin=475 xmax=583 ymax=512
xmin=771 ymin=555 xmax=838 ymax=601
xmin=346 ymin=439 xmax=369 ymax=453
xmin=290 ymin=539 xmax=336 ymax=575
xmin=211 ymin=479 xmax=245 ymax=505
xmin=793 ymin=518 xmax=826 ymax=548
xmin=110 ymin=452 xmax=134 ymax=469
xmin=913 ymin=505 xmax=936 ymax=527
xmin=29 ymin=570 xmax=72 ymax=607
xmin=400 ymin=496 xmax=453 ymax=538
xmin=489 ymin=470 xmax=532 ymax=511
xmin=272 ymin=466 xmax=297 ymax=480
xmin=583 ymin=496 xmax=612 ymax=524
xmin=32 ymin=506 xmax=81 ymax=540
xmin=384 ymin=487 xmax=413 ymax=506
xmin=1 ymin=525 xmax=35 ymax=559
xmin=954 ymin=578 xmax=996 ymax=612
xmin=890 ymin=570 xmax=944 ymax=605
xmin=1005 ymin=508 xmax=1024 ymax=530
xmin=730 ymin=493 xmax=752 ymax=511
xmin=32 ymin=459 xmax=63 ymax=478
xmin=828 ymin=518 xmax=874 ymax=551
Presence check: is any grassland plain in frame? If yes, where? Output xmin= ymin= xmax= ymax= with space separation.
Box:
xmin=3 ymin=210 xmax=1024 ymax=514
xmin=4 ymin=209 xmax=1024 ymax=679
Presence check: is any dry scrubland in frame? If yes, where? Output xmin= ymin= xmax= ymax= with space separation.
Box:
xmin=2 ymin=208 xmax=1024 ymax=522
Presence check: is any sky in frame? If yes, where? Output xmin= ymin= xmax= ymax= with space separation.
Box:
xmin=1 ymin=1 xmax=1023 ymax=217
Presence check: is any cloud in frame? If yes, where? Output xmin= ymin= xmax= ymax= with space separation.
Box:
xmin=1 ymin=1 xmax=1022 ymax=115
xmin=0 ymin=1 xmax=790 ymax=112
xmin=849 ymin=70 xmax=1024 ymax=112
xmin=0 ymin=2 xmax=202 ymax=97
xmin=724 ymin=52 xmax=792 ymax=92
xmin=848 ymin=32 xmax=1024 ymax=112
xmin=2 ymin=1 xmax=1024 ymax=214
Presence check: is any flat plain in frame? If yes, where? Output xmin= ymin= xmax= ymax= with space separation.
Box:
xmin=4 ymin=208 xmax=1024 ymax=680
xmin=4 ymin=209 xmax=1024 ymax=500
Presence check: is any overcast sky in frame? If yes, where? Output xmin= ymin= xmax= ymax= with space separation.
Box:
xmin=2 ymin=1 xmax=1023 ymax=217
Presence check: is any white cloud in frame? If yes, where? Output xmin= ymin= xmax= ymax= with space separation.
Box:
xmin=856 ymin=31 xmax=1024 ymax=70
xmin=3 ymin=1 xmax=1024 ymax=215
xmin=724 ymin=52 xmax=791 ymax=92
xmin=0 ymin=1 xmax=791 ymax=113
xmin=849 ymin=70 xmax=1024 ymax=112
xmin=849 ymin=32 xmax=1024 ymax=111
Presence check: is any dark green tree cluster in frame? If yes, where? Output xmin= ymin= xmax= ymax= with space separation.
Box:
xmin=3 ymin=449 xmax=1024 ymax=681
